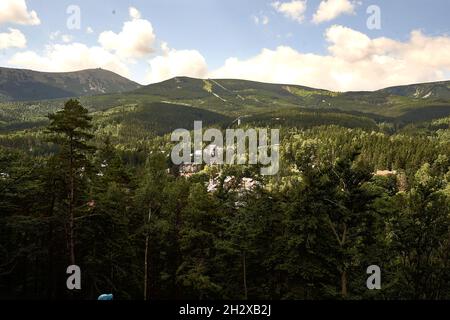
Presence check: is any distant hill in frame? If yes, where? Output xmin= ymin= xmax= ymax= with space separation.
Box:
xmin=0 ymin=67 xmax=141 ymax=101
xmin=131 ymin=77 xmax=335 ymax=115
xmin=134 ymin=76 xmax=327 ymax=101
xmin=130 ymin=77 xmax=450 ymax=120
xmin=378 ymin=81 xmax=450 ymax=100
xmin=134 ymin=77 xmax=450 ymax=103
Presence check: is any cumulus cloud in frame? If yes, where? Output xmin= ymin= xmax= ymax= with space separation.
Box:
xmin=7 ymin=6 xmax=159 ymax=81
xmin=147 ymin=43 xmax=208 ymax=83
xmin=313 ymin=0 xmax=356 ymax=24
xmin=0 ymin=28 xmax=26 ymax=50
xmin=0 ymin=0 xmax=40 ymax=25
xmin=9 ymin=43 xmax=130 ymax=77
xmin=209 ymin=25 xmax=450 ymax=91
xmin=99 ymin=7 xmax=155 ymax=59
xmin=272 ymin=0 xmax=307 ymax=23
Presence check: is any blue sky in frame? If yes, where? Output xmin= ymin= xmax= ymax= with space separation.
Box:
xmin=1 ymin=0 xmax=450 ymax=91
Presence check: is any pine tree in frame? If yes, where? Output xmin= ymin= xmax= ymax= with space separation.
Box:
xmin=47 ymin=99 xmax=94 ymax=266
xmin=177 ymin=183 xmax=222 ymax=299
xmin=135 ymin=152 xmax=168 ymax=300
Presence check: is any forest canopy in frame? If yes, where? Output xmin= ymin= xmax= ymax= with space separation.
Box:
xmin=0 ymin=98 xmax=450 ymax=300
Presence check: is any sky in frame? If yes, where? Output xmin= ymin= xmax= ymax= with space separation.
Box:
xmin=0 ymin=0 xmax=449 ymax=91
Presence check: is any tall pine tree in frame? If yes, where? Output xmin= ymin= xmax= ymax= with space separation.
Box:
xmin=47 ymin=99 xmax=94 ymax=266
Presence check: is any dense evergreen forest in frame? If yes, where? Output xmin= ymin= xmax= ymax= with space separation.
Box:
xmin=0 ymin=97 xmax=450 ymax=300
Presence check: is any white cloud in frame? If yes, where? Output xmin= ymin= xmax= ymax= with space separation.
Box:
xmin=49 ymin=31 xmax=73 ymax=43
xmin=129 ymin=7 xmax=141 ymax=20
xmin=272 ymin=0 xmax=307 ymax=23
xmin=147 ymin=44 xmax=208 ymax=83
xmin=210 ymin=25 xmax=450 ymax=91
xmin=49 ymin=31 xmax=60 ymax=41
xmin=7 ymin=6 xmax=159 ymax=82
xmin=313 ymin=0 xmax=356 ymax=24
xmin=8 ymin=43 xmax=130 ymax=77
xmin=0 ymin=28 xmax=26 ymax=49
xmin=0 ymin=0 xmax=40 ymax=25
xmin=252 ymin=14 xmax=270 ymax=25
xmin=161 ymin=42 xmax=170 ymax=55
xmin=325 ymin=24 xmax=371 ymax=61
xmin=61 ymin=34 xmax=73 ymax=43
xmin=99 ymin=7 xmax=155 ymax=59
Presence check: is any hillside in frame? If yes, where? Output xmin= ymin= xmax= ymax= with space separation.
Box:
xmin=128 ymin=77 xmax=450 ymax=121
xmin=1 ymin=71 xmax=450 ymax=134
xmin=378 ymin=81 xmax=450 ymax=99
xmin=0 ymin=67 xmax=141 ymax=101
xmin=133 ymin=77 xmax=331 ymax=111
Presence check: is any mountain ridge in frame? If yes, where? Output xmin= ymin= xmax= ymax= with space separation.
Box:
xmin=127 ymin=76 xmax=450 ymax=118
xmin=1 ymin=65 xmax=450 ymax=102
xmin=0 ymin=67 xmax=142 ymax=102
xmin=138 ymin=76 xmax=450 ymax=97
xmin=1 ymin=68 xmax=450 ymax=133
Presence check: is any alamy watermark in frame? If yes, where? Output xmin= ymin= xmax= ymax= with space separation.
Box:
xmin=171 ymin=121 xmax=280 ymax=176
xmin=366 ymin=5 xmax=381 ymax=30
xmin=66 ymin=5 xmax=81 ymax=30
xmin=367 ymin=265 xmax=381 ymax=290
xmin=66 ymin=265 xmax=81 ymax=290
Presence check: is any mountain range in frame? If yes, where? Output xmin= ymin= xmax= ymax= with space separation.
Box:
xmin=0 ymin=67 xmax=449 ymax=133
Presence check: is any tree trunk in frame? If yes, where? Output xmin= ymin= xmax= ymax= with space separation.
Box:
xmin=174 ymin=208 xmax=182 ymax=300
xmin=341 ymin=270 xmax=348 ymax=298
xmin=243 ymin=251 xmax=248 ymax=300
xmin=47 ymin=179 xmax=56 ymax=299
xmin=144 ymin=207 xmax=151 ymax=300
xmin=69 ymin=136 xmax=75 ymax=266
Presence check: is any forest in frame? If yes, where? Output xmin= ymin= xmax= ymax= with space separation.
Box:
xmin=0 ymin=98 xmax=450 ymax=300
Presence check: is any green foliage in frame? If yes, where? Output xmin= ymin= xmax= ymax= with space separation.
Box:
xmin=2 ymin=77 xmax=450 ymax=136
xmin=0 ymin=97 xmax=449 ymax=300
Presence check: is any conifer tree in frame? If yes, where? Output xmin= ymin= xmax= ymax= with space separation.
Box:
xmin=47 ymin=99 xmax=94 ymax=266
